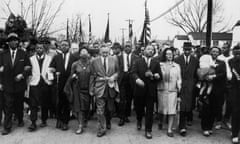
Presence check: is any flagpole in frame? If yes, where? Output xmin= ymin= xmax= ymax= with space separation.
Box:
xmin=126 ymin=19 xmax=134 ymax=46
xmin=66 ymin=18 xmax=69 ymax=42
xmin=120 ymin=28 xmax=126 ymax=46
xmin=88 ymin=14 xmax=92 ymax=44
xmin=79 ymin=18 xmax=84 ymax=43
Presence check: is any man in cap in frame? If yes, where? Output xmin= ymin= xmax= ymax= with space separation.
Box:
xmin=175 ymin=42 xmax=199 ymax=136
xmin=0 ymin=33 xmax=31 ymax=135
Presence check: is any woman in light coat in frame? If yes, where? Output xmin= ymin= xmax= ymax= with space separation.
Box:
xmin=157 ymin=48 xmax=182 ymax=137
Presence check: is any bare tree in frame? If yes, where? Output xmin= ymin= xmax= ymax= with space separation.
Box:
xmin=166 ymin=0 xmax=229 ymax=34
xmin=1 ymin=0 xmax=65 ymax=38
xmin=67 ymin=15 xmax=86 ymax=42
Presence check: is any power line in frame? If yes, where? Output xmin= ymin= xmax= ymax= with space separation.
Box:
xmin=150 ymin=0 xmax=184 ymax=22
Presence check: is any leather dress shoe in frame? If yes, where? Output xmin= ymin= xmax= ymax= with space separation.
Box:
xmin=167 ymin=131 xmax=174 ymax=137
xmin=75 ymin=126 xmax=83 ymax=134
xmin=203 ymin=131 xmax=210 ymax=137
xmin=106 ymin=123 xmax=111 ymax=130
xmin=125 ymin=117 xmax=130 ymax=123
xmin=232 ymin=137 xmax=239 ymax=144
xmin=118 ymin=119 xmax=125 ymax=126
xmin=40 ymin=122 xmax=47 ymax=128
xmin=187 ymin=121 xmax=192 ymax=126
xmin=137 ymin=121 xmax=142 ymax=130
xmin=158 ymin=123 xmax=163 ymax=130
xmin=2 ymin=129 xmax=11 ymax=135
xmin=56 ymin=120 xmax=63 ymax=129
xmin=28 ymin=123 xmax=37 ymax=132
xmin=97 ymin=131 xmax=106 ymax=137
xmin=145 ymin=131 xmax=152 ymax=139
xmin=180 ymin=129 xmax=187 ymax=137
xmin=62 ymin=123 xmax=69 ymax=131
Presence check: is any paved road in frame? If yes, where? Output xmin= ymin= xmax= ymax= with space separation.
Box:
xmin=0 ymin=114 xmax=233 ymax=144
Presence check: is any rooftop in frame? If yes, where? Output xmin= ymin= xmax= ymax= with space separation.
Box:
xmin=188 ymin=32 xmax=232 ymax=41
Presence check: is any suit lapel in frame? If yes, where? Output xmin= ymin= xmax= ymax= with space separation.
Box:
xmin=141 ymin=57 xmax=148 ymax=69
xmin=97 ymin=57 xmax=106 ymax=74
xmin=119 ymin=54 xmax=123 ymax=70
xmin=42 ymin=55 xmax=49 ymax=75
xmin=130 ymin=54 xmax=134 ymax=67
xmin=59 ymin=54 xmax=65 ymax=71
xmin=13 ymin=50 xmax=20 ymax=67
xmin=181 ymin=55 xmax=187 ymax=68
xmin=6 ymin=50 xmax=13 ymax=67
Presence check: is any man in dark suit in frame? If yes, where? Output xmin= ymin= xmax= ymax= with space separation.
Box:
xmin=200 ymin=47 xmax=226 ymax=136
xmin=0 ymin=47 xmax=4 ymax=126
xmin=50 ymin=40 xmax=78 ymax=131
xmin=175 ymin=42 xmax=199 ymax=136
xmin=117 ymin=44 xmax=139 ymax=126
xmin=132 ymin=45 xmax=162 ymax=139
xmin=0 ymin=33 xmax=31 ymax=135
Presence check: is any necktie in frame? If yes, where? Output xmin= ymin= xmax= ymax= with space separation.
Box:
xmin=127 ymin=54 xmax=130 ymax=69
xmin=185 ymin=56 xmax=189 ymax=66
xmin=104 ymin=57 xmax=107 ymax=71
xmin=11 ymin=51 xmax=15 ymax=64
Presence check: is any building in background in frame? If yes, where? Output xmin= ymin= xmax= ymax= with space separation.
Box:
xmin=173 ymin=32 xmax=233 ymax=52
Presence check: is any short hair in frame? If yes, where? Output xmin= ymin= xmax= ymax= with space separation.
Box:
xmin=161 ymin=47 xmax=174 ymax=62
xmin=210 ymin=46 xmax=221 ymax=53
xmin=112 ymin=42 xmax=122 ymax=50
xmin=61 ymin=40 xmax=70 ymax=46
xmin=79 ymin=46 xmax=89 ymax=54
xmin=233 ymin=45 xmax=240 ymax=51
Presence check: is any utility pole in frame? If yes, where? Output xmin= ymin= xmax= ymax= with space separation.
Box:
xmin=120 ymin=28 xmax=126 ymax=47
xmin=126 ymin=19 xmax=134 ymax=46
xmin=206 ymin=0 xmax=213 ymax=48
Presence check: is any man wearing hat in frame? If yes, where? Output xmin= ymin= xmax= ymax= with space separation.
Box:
xmin=0 ymin=33 xmax=31 ymax=135
xmin=175 ymin=42 xmax=199 ymax=136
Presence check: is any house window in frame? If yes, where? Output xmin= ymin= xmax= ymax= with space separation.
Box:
xmin=200 ymin=40 xmax=206 ymax=46
xmin=213 ymin=40 xmax=219 ymax=46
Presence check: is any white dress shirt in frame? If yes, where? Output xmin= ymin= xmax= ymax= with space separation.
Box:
xmin=123 ymin=52 xmax=132 ymax=72
xmin=143 ymin=56 xmax=151 ymax=68
xmin=101 ymin=56 xmax=108 ymax=73
xmin=184 ymin=55 xmax=190 ymax=65
xmin=63 ymin=52 xmax=70 ymax=70
xmin=10 ymin=49 xmax=17 ymax=64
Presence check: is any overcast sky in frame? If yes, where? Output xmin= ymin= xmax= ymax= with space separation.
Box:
xmin=0 ymin=0 xmax=240 ymax=41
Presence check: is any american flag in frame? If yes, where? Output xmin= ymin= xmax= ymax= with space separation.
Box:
xmin=139 ymin=0 xmax=151 ymax=46
xmin=129 ymin=22 xmax=133 ymax=39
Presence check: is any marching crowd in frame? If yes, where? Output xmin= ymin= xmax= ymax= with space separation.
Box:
xmin=0 ymin=32 xmax=240 ymax=144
